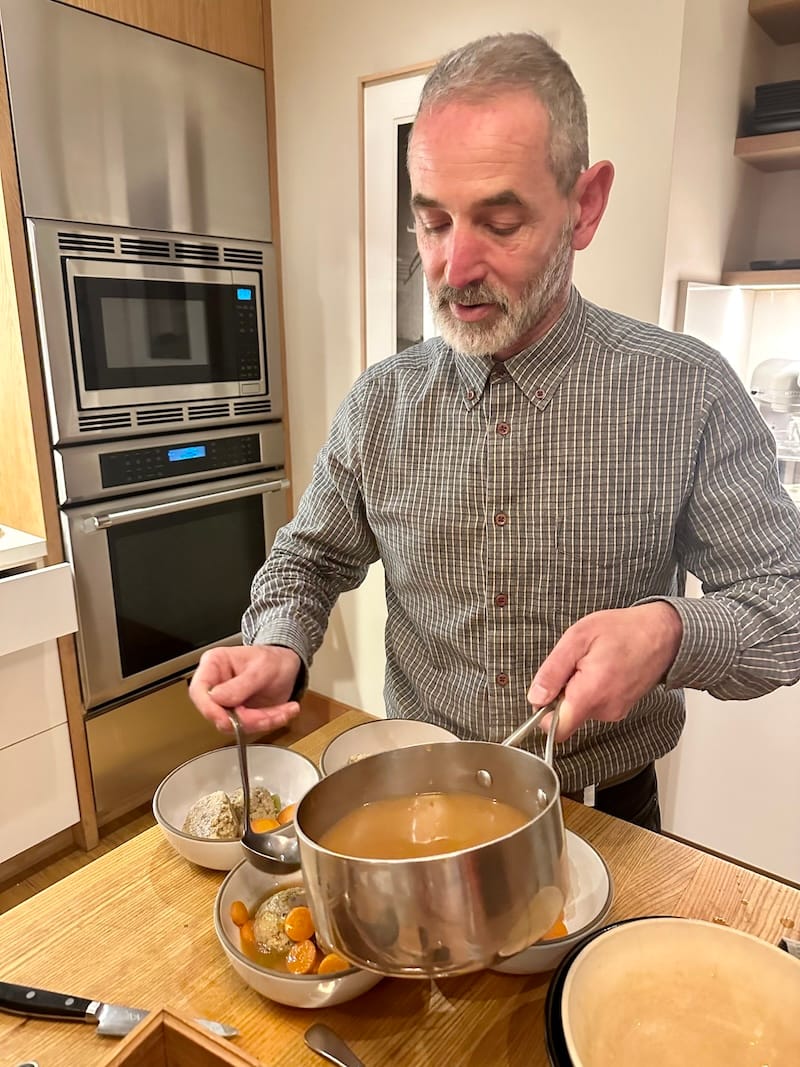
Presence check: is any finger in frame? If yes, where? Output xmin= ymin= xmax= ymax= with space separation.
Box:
xmin=234 ymin=702 xmax=301 ymax=734
xmin=539 ymin=697 xmax=584 ymax=742
xmin=528 ymin=637 xmax=584 ymax=707
xmin=187 ymin=675 xmax=231 ymax=729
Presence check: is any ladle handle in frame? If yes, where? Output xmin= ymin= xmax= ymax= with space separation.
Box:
xmin=305 ymin=1023 xmax=366 ymax=1067
xmin=502 ymin=696 xmax=562 ymax=766
xmin=226 ymin=709 xmax=252 ymax=829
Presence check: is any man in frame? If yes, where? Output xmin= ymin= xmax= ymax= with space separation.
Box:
xmin=189 ymin=32 xmax=800 ymax=830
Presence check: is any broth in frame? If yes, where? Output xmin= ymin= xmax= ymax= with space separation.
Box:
xmin=318 ymin=791 xmax=529 ymax=859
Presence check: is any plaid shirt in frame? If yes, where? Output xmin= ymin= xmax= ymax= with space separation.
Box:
xmin=244 ymin=287 xmax=800 ymax=791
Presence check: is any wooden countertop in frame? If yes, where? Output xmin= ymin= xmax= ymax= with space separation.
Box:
xmin=1 ymin=710 xmax=798 ymax=1065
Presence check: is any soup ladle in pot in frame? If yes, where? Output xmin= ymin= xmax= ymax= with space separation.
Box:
xmin=225 ymin=708 xmax=301 ymax=874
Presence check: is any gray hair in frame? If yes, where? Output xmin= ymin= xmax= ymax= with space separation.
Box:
xmin=415 ymin=32 xmax=588 ymax=194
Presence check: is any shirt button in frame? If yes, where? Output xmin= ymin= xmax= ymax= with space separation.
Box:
xmin=496 ymin=422 xmax=510 ymax=436
xmin=535 ymin=388 xmax=546 ymax=400
xmin=466 ymin=389 xmax=476 ymax=401
xmin=496 ymin=673 xmax=509 ymax=687
xmin=494 ymin=593 xmax=507 ymax=607
xmin=494 ymin=512 xmax=507 ymax=527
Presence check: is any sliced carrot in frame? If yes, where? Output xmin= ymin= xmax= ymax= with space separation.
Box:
xmin=317 ymin=952 xmax=349 ymax=975
xmin=541 ymin=910 xmax=568 ymax=941
xmin=250 ymin=816 xmax=280 ymax=833
xmin=230 ymin=899 xmax=250 ymax=927
xmin=277 ymin=803 xmax=297 ymax=825
xmin=240 ymin=919 xmax=256 ymax=945
xmin=284 ymin=905 xmax=315 ymax=942
xmin=286 ymin=938 xmax=318 ymax=974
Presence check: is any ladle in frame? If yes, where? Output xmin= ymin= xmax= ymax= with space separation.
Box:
xmin=225 ymin=708 xmax=301 ymax=873
xmin=305 ymin=1023 xmax=365 ymax=1067
xmin=229 ymin=698 xmax=562 ymax=872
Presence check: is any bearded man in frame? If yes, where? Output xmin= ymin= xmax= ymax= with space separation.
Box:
xmin=189 ymin=33 xmax=800 ymax=830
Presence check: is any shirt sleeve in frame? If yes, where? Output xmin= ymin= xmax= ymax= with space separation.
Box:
xmin=241 ymin=379 xmax=379 ymax=667
xmin=644 ymin=356 xmax=800 ymax=698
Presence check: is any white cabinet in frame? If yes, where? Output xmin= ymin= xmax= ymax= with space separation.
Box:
xmin=0 ymin=561 xmax=80 ymax=864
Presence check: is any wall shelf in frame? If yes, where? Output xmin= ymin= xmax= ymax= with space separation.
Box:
xmin=734 ymin=130 xmax=800 ymax=171
xmin=749 ymin=0 xmax=800 ymax=44
xmin=721 ymin=269 xmax=800 ymax=287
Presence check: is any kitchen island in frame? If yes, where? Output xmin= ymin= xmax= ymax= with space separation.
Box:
xmin=1 ymin=710 xmax=798 ymax=1066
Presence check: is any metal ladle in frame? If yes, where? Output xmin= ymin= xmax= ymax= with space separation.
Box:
xmin=305 ymin=1023 xmax=365 ymax=1067
xmin=225 ymin=708 xmax=301 ymax=873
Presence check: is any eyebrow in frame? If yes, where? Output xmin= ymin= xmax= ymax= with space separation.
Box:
xmin=411 ymin=189 xmax=526 ymax=210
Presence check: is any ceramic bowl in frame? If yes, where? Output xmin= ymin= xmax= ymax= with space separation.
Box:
xmin=490 ymin=829 xmax=613 ymax=975
xmin=319 ymin=717 xmax=458 ymax=775
xmin=561 ymin=917 xmax=800 ymax=1065
xmin=214 ymin=860 xmax=384 ymax=1008
xmin=153 ymin=744 xmax=320 ymax=870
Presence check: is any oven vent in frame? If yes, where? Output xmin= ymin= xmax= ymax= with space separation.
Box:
xmin=136 ymin=407 xmax=184 ymax=426
xmin=58 ymin=232 xmax=115 ymax=254
xmin=187 ymin=402 xmax=231 ymax=420
xmin=78 ymin=411 xmax=133 ymax=432
xmin=174 ymin=242 xmax=219 ymax=262
xmin=234 ymin=398 xmax=272 ymax=416
xmin=223 ymin=247 xmax=263 ymax=265
xmin=119 ymin=238 xmax=170 ymax=258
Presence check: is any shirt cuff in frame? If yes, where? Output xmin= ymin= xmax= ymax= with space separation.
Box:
xmin=636 ymin=594 xmax=739 ymax=691
xmin=248 ymin=620 xmax=309 ymax=702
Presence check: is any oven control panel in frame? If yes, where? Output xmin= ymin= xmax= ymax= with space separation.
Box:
xmin=100 ymin=433 xmax=261 ymax=488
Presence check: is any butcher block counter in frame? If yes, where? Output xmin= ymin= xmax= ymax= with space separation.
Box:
xmin=1 ymin=710 xmax=799 ymax=1066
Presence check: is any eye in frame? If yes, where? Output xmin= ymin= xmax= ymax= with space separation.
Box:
xmin=417 ymin=218 xmax=450 ymax=236
xmin=487 ymin=222 xmax=522 ymax=237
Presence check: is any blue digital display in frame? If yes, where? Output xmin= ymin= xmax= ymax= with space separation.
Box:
xmin=236 ymin=287 xmax=253 ymax=300
xmin=167 ymin=445 xmax=206 ymax=462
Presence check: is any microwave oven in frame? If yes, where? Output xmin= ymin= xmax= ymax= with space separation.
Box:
xmin=27 ymin=218 xmax=283 ymax=443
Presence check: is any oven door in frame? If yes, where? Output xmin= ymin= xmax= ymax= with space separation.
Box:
xmin=62 ymin=471 xmax=288 ymax=712
xmin=65 ymin=258 xmax=267 ymax=409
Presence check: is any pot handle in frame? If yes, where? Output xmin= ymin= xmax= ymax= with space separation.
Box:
xmin=501 ymin=695 xmax=563 ymax=766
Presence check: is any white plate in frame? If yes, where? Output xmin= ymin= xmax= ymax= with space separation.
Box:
xmin=491 ymin=829 xmax=614 ymax=974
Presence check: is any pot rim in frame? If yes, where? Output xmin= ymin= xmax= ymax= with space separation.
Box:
xmin=295 ymin=739 xmax=562 ymax=865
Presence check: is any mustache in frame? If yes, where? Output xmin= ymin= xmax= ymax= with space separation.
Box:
xmin=433 ymin=283 xmax=510 ymax=314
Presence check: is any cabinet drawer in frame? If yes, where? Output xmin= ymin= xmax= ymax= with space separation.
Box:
xmin=0 ymin=724 xmax=79 ymax=864
xmin=0 ymin=563 xmax=77 ymax=656
xmin=0 ymin=640 xmax=68 ymax=750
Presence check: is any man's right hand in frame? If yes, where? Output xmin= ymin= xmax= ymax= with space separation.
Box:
xmin=188 ymin=644 xmax=303 ymax=734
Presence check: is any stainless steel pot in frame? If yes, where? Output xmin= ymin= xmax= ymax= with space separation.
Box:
xmin=252 ymin=703 xmax=568 ymax=978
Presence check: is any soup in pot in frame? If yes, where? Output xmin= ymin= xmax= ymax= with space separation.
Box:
xmin=318 ymin=791 xmax=529 ymax=859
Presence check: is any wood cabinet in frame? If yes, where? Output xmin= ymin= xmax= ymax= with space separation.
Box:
xmin=748 ymin=0 xmax=800 ymax=45
xmin=60 ymin=0 xmax=266 ymax=66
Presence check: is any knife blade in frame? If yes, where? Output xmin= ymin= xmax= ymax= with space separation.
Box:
xmin=0 ymin=981 xmax=238 ymax=1038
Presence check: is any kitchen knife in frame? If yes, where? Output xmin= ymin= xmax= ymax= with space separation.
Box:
xmin=0 ymin=981 xmax=238 ymax=1038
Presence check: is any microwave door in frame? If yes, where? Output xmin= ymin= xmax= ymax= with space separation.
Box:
xmin=63 ymin=473 xmax=288 ymax=712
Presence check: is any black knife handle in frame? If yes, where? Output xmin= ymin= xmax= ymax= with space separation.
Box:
xmin=0 ymin=981 xmax=93 ymax=1022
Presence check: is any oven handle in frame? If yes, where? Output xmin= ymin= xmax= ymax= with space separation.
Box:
xmin=83 ymin=477 xmax=289 ymax=531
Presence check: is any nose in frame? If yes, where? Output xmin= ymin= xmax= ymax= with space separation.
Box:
xmin=444 ymin=224 xmax=487 ymax=290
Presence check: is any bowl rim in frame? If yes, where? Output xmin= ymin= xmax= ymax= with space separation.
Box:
xmin=213 ymin=861 xmax=362 ymax=981
xmin=152 ymin=744 xmax=321 ymax=844
xmin=495 ymin=828 xmax=614 ymax=961
xmin=319 ymin=717 xmax=459 ymax=775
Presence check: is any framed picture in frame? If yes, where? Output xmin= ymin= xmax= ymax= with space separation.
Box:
xmin=359 ymin=62 xmax=437 ymax=369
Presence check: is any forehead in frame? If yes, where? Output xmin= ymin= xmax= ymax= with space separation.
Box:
xmin=408 ymin=90 xmax=556 ymax=203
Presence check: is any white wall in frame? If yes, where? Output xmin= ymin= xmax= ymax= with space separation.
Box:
xmin=270 ymin=0 xmax=687 ymax=710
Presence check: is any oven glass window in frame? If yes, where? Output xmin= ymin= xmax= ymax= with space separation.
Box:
xmin=107 ymin=495 xmax=266 ymax=677
xmin=72 ymin=273 xmax=263 ymax=390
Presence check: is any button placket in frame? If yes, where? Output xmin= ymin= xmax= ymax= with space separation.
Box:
xmin=486 ymin=374 xmax=514 ymax=714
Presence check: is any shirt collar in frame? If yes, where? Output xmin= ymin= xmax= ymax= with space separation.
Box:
xmin=452 ymin=286 xmax=586 ymax=411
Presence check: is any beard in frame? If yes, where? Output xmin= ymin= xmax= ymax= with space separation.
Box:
xmin=427 ymin=220 xmax=574 ymax=358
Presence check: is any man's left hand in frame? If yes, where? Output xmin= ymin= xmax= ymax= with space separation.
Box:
xmin=528 ymin=602 xmax=683 ymax=741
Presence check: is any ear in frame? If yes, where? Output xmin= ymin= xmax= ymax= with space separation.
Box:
xmin=570 ymin=160 xmax=614 ymax=251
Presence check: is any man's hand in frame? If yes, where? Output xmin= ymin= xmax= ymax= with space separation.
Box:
xmin=528 ymin=602 xmax=683 ymax=741
xmin=188 ymin=644 xmax=303 ymax=733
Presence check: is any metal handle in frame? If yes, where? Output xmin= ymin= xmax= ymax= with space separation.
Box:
xmin=305 ymin=1024 xmax=366 ymax=1067
xmin=226 ymin=708 xmax=253 ymax=832
xmin=501 ymin=696 xmax=563 ymax=766
xmin=84 ymin=477 xmax=288 ymax=530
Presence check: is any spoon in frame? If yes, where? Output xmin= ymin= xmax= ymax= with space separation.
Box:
xmin=225 ymin=708 xmax=301 ymax=873
xmin=305 ymin=1023 xmax=366 ymax=1067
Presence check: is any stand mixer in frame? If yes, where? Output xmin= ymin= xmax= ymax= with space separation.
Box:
xmin=749 ymin=358 xmax=800 ymax=500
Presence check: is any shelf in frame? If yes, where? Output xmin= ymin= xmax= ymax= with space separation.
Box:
xmin=721 ymin=269 xmax=800 ymax=287
xmin=749 ymin=0 xmax=800 ymax=44
xmin=735 ymin=130 xmax=800 ymax=171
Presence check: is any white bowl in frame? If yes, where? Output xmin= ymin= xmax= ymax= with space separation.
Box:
xmin=491 ymin=829 xmax=613 ymax=974
xmin=214 ymin=861 xmax=384 ymax=1008
xmin=153 ymin=745 xmax=320 ymax=870
xmin=561 ymin=917 xmax=800 ymax=1066
xmin=320 ymin=718 xmax=458 ymax=775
